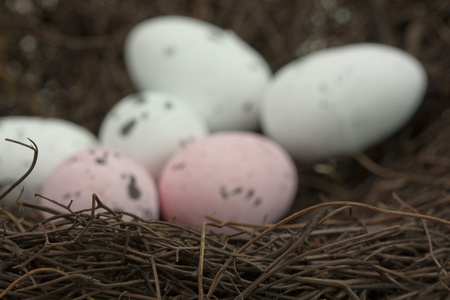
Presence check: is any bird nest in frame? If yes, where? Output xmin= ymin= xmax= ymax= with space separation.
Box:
xmin=1 ymin=0 xmax=449 ymax=299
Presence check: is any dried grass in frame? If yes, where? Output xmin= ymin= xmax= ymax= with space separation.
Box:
xmin=1 ymin=0 xmax=449 ymax=299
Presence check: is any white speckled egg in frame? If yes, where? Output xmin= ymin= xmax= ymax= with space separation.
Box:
xmin=125 ymin=15 xmax=272 ymax=132
xmin=41 ymin=147 xmax=159 ymax=221
xmin=0 ymin=117 xmax=99 ymax=210
xmin=158 ymin=132 xmax=297 ymax=234
xmin=261 ymin=43 xmax=427 ymax=161
xmin=99 ymin=91 xmax=209 ymax=179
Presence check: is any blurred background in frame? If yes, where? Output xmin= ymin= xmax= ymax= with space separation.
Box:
xmin=1 ymin=0 xmax=448 ymax=132
xmin=0 ymin=0 xmax=449 ymax=213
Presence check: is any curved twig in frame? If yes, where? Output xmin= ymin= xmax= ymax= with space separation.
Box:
xmin=0 ymin=138 xmax=38 ymax=202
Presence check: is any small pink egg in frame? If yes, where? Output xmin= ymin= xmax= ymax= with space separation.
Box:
xmin=159 ymin=132 xmax=297 ymax=234
xmin=41 ymin=147 xmax=159 ymax=220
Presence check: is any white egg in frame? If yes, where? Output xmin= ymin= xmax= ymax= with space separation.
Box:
xmin=98 ymin=91 xmax=209 ymax=178
xmin=0 ymin=117 xmax=99 ymax=210
xmin=124 ymin=15 xmax=272 ymax=132
xmin=261 ymin=43 xmax=427 ymax=161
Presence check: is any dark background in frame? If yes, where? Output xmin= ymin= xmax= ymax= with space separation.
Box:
xmin=0 ymin=0 xmax=449 ymax=212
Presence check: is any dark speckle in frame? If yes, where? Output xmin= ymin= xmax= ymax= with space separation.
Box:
xmin=165 ymin=101 xmax=173 ymax=110
xmin=96 ymin=152 xmax=108 ymax=165
xmin=230 ymin=186 xmax=243 ymax=196
xmin=75 ymin=191 xmax=81 ymax=197
xmin=135 ymin=94 xmax=146 ymax=103
xmin=128 ymin=175 xmax=141 ymax=199
xmin=220 ymin=186 xmax=228 ymax=199
xmin=69 ymin=156 xmax=79 ymax=163
xmin=63 ymin=192 xmax=71 ymax=200
xmin=96 ymin=158 xmax=106 ymax=165
xmin=318 ymin=82 xmax=329 ymax=93
xmin=121 ymin=119 xmax=136 ymax=136
xmin=172 ymin=162 xmax=185 ymax=171
xmin=207 ymin=29 xmax=225 ymax=42
xmin=142 ymin=208 xmax=154 ymax=219
xmin=246 ymin=188 xmax=255 ymax=200
xmin=336 ymin=74 xmax=345 ymax=83
xmin=114 ymin=206 xmax=124 ymax=212
xmin=253 ymin=197 xmax=262 ymax=207
xmin=242 ymin=102 xmax=253 ymax=113
xmin=141 ymin=111 xmax=149 ymax=119
xmin=163 ymin=46 xmax=176 ymax=57
xmin=262 ymin=214 xmax=268 ymax=223
xmin=179 ymin=137 xmax=195 ymax=148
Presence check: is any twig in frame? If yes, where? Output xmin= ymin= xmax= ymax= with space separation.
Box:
xmin=0 ymin=139 xmax=38 ymax=202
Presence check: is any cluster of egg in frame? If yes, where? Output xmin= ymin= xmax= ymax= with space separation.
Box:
xmin=0 ymin=16 xmax=427 ymax=233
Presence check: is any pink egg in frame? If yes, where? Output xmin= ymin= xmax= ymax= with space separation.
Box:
xmin=41 ymin=147 xmax=159 ymax=220
xmin=159 ymin=132 xmax=297 ymax=233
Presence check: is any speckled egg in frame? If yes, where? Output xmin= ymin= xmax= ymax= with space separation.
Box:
xmin=125 ymin=16 xmax=272 ymax=132
xmin=0 ymin=117 xmax=99 ymax=211
xmin=261 ymin=43 xmax=427 ymax=161
xmin=158 ymin=132 xmax=297 ymax=234
xmin=41 ymin=147 xmax=159 ymax=221
xmin=99 ymin=91 xmax=209 ymax=178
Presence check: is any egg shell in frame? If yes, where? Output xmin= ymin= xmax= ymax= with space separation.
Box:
xmin=124 ymin=15 xmax=272 ymax=132
xmin=260 ymin=43 xmax=427 ymax=161
xmin=41 ymin=147 xmax=159 ymax=221
xmin=99 ymin=91 xmax=209 ymax=179
xmin=0 ymin=117 xmax=99 ymax=210
xmin=158 ymin=132 xmax=298 ymax=234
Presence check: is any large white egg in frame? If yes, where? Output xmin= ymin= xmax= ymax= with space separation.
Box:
xmin=261 ymin=43 xmax=427 ymax=161
xmin=158 ymin=132 xmax=298 ymax=234
xmin=99 ymin=91 xmax=209 ymax=178
xmin=125 ymin=15 xmax=272 ymax=132
xmin=0 ymin=117 xmax=99 ymax=210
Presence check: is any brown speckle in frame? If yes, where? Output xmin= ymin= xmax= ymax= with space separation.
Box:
xmin=165 ymin=100 xmax=173 ymax=110
xmin=121 ymin=118 xmax=136 ymax=136
xmin=246 ymin=188 xmax=254 ymax=200
xmin=220 ymin=186 xmax=228 ymax=199
xmin=163 ymin=46 xmax=176 ymax=56
xmin=242 ymin=102 xmax=253 ymax=113
xmin=253 ymin=197 xmax=262 ymax=207
xmin=128 ymin=175 xmax=140 ymax=199
xmin=172 ymin=162 xmax=185 ymax=171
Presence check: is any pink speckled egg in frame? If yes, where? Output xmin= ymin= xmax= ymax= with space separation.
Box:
xmin=42 ymin=147 xmax=159 ymax=220
xmin=159 ymin=132 xmax=297 ymax=234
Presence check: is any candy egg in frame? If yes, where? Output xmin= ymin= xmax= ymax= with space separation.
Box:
xmin=124 ymin=15 xmax=272 ymax=132
xmin=260 ymin=43 xmax=427 ymax=161
xmin=99 ymin=91 xmax=209 ymax=178
xmin=158 ymin=132 xmax=297 ymax=234
xmin=0 ymin=117 xmax=99 ymax=210
xmin=41 ymin=147 xmax=159 ymax=221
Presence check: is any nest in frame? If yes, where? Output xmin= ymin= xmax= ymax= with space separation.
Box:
xmin=0 ymin=0 xmax=449 ymax=299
